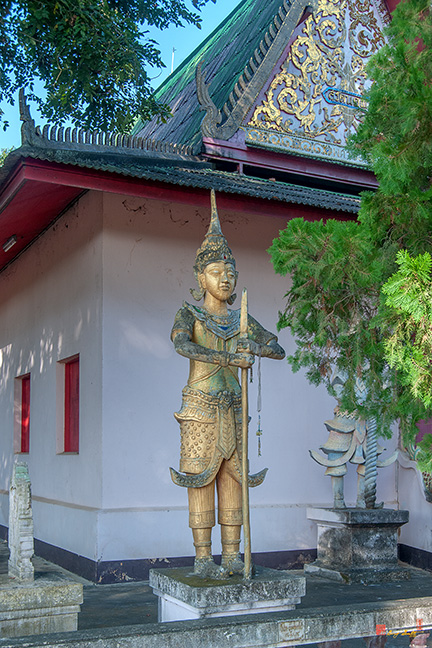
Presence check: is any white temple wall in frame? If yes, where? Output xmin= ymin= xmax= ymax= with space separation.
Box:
xmin=0 ymin=191 xmax=104 ymax=561
xmin=398 ymin=454 xmax=432 ymax=553
xmin=97 ymin=192 xmax=399 ymax=563
xmin=0 ymin=186 xmax=404 ymax=566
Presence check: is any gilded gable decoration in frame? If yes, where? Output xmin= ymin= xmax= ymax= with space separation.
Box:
xmin=244 ymin=0 xmax=388 ymax=165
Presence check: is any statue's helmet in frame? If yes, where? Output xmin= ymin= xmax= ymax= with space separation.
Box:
xmin=191 ymin=190 xmax=237 ymax=302
xmin=193 ymin=190 xmax=236 ymax=275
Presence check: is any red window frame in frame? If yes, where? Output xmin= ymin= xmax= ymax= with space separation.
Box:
xmin=64 ymin=357 xmax=79 ymax=453
xmin=20 ymin=374 xmax=30 ymax=453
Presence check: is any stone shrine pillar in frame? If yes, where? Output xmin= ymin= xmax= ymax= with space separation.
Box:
xmin=1 ymin=462 xmax=83 ymax=638
xmin=8 ymin=462 xmax=34 ymax=582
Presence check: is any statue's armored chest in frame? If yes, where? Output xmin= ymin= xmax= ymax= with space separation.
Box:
xmin=190 ymin=306 xmax=240 ymax=348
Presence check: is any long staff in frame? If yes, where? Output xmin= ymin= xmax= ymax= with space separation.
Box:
xmin=240 ymin=288 xmax=252 ymax=580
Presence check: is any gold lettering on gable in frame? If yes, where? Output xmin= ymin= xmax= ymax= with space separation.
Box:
xmin=247 ymin=0 xmax=386 ymax=162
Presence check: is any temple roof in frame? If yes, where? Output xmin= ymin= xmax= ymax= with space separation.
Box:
xmin=0 ymin=100 xmax=363 ymax=274
xmin=0 ymin=122 xmax=360 ymax=213
xmin=1 ymin=0 xmax=390 ymax=277
xmin=132 ymin=0 xmax=302 ymax=151
xmin=133 ymin=0 xmax=390 ymax=172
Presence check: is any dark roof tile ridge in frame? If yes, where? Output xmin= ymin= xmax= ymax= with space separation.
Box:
xmin=198 ymin=0 xmax=318 ymax=141
xmin=221 ymin=0 xmax=292 ymax=118
xmin=1 ymin=145 xmax=359 ymax=214
xmin=19 ymin=89 xmax=201 ymax=159
xmin=184 ymin=167 xmax=361 ymax=203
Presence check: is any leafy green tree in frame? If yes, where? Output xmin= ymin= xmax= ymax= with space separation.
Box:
xmin=381 ymin=251 xmax=432 ymax=471
xmin=0 ymin=0 xmax=211 ymax=132
xmin=268 ymin=217 xmax=423 ymax=442
xmin=382 ymin=251 xmax=432 ymax=409
xmin=0 ymin=148 xmax=13 ymax=166
xmin=269 ymin=0 xmax=432 ymax=465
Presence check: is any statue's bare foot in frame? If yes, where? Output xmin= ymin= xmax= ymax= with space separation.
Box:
xmin=221 ymin=552 xmax=246 ymax=577
xmin=193 ymin=556 xmax=225 ymax=579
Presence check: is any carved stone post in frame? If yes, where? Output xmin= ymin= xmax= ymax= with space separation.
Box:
xmin=364 ymin=417 xmax=378 ymax=508
xmin=8 ymin=462 xmax=34 ymax=582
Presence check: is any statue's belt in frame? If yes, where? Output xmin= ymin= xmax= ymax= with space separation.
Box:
xmin=174 ymin=387 xmax=242 ymax=424
xmin=171 ymin=387 xmax=267 ymax=488
xmin=170 ymin=458 xmax=267 ymax=489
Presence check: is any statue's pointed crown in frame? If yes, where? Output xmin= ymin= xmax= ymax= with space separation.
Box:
xmin=193 ymin=190 xmax=235 ymax=274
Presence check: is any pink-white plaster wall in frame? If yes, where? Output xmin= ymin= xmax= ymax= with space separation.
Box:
xmin=398 ymin=452 xmax=432 ymax=554
xmin=0 ymin=191 xmax=103 ymax=560
xmin=0 ymin=187 xmax=402 ymax=564
xmin=97 ymin=191 xmax=399 ymax=562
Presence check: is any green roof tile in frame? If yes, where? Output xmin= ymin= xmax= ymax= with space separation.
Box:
xmin=133 ymin=0 xmax=291 ymax=147
xmin=1 ymin=144 xmax=359 ymax=214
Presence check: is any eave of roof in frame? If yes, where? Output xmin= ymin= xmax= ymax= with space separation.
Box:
xmin=2 ymin=142 xmax=361 ymax=212
xmin=0 ymin=94 xmax=361 ymax=274
xmin=0 ymin=132 xmax=359 ymax=274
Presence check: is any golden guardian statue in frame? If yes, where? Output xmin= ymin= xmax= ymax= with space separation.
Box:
xmin=170 ymin=190 xmax=285 ymax=578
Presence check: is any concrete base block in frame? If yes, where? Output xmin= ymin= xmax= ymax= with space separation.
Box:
xmin=0 ymin=574 xmax=83 ymax=638
xmin=149 ymin=565 xmax=306 ymax=622
xmin=305 ymin=507 xmax=410 ymax=584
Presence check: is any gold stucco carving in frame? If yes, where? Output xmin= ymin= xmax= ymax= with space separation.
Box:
xmin=247 ymin=0 xmax=386 ymax=161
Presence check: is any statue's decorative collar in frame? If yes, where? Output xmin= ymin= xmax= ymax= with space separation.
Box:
xmin=185 ymin=302 xmax=240 ymax=340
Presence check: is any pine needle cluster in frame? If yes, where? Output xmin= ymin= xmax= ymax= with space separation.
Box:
xmin=382 ymin=252 xmax=432 ymax=471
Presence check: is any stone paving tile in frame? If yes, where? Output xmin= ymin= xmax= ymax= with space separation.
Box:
xmin=300 ymin=567 xmax=432 ymax=609
xmin=79 ymin=582 xmax=158 ymax=629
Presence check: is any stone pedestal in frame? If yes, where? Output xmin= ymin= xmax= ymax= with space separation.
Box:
xmin=3 ymin=463 xmax=83 ymax=637
xmin=149 ymin=566 xmax=306 ymax=622
xmin=0 ymin=575 xmax=83 ymax=637
xmin=305 ymin=508 xmax=410 ymax=584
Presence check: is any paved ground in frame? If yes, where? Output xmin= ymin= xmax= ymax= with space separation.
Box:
xmin=2 ymin=542 xmax=432 ymax=646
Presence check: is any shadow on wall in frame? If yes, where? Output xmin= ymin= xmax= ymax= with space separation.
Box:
xmin=0 ymin=343 xmax=13 ymax=501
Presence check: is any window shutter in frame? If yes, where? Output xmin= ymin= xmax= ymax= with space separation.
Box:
xmin=64 ymin=358 xmax=79 ymax=453
xmin=21 ymin=375 xmax=30 ymax=453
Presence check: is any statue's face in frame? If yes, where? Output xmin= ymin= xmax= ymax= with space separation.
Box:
xmin=200 ymin=261 xmax=236 ymax=302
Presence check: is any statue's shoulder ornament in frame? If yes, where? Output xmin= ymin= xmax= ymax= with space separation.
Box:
xmin=171 ymin=302 xmax=196 ymax=340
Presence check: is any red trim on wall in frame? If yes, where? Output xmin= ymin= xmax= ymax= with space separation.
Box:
xmin=64 ymin=358 xmax=79 ymax=453
xmin=21 ymin=374 xmax=30 ymax=453
xmin=384 ymin=0 xmax=402 ymax=13
xmin=202 ymin=138 xmax=378 ymax=190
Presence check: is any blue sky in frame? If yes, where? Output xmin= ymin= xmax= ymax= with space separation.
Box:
xmin=0 ymin=0 xmax=235 ymax=150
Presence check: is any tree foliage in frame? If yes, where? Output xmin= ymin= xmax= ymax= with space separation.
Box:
xmin=0 ymin=0 xmax=211 ymax=132
xmin=383 ymin=251 xmax=432 ymax=407
xmin=269 ymin=0 xmax=432 ymax=460
xmin=0 ymin=148 xmax=13 ymax=166
xmin=349 ymin=0 xmax=432 ymax=263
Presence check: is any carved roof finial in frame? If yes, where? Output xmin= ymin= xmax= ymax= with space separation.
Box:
xmin=19 ymin=89 xmax=36 ymax=145
xmin=196 ymin=62 xmax=222 ymax=137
